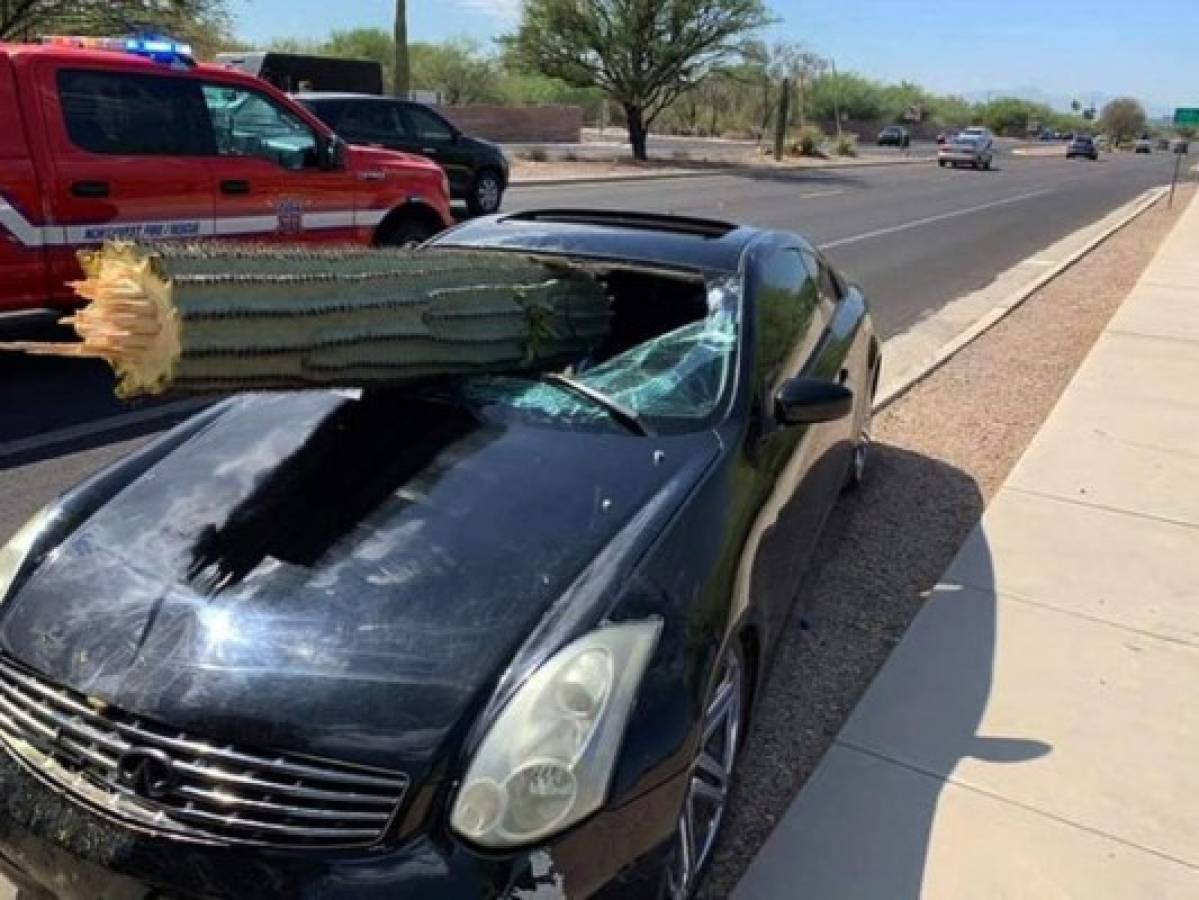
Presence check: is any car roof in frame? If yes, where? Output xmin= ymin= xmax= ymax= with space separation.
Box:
xmin=431 ymin=209 xmax=770 ymax=274
xmin=0 ymin=43 xmax=247 ymax=80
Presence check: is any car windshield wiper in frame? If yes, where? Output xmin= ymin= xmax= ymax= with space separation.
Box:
xmin=540 ymin=373 xmax=653 ymax=437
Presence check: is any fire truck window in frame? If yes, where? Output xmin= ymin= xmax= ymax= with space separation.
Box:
xmin=201 ymin=84 xmax=319 ymax=170
xmin=57 ymin=70 xmax=212 ymax=156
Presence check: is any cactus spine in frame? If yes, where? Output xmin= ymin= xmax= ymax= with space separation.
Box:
xmin=0 ymin=242 xmax=611 ymax=398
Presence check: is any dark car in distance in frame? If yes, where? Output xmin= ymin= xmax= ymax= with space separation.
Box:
xmin=299 ymin=92 xmax=511 ymax=215
xmin=877 ymin=124 xmax=910 ymax=147
xmin=0 ymin=210 xmax=879 ymax=900
xmin=1067 ymin=135 xmax=1099 ymax=160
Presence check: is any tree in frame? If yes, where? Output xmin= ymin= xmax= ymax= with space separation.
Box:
xmin=411 ymin=39 xmax=502 ymax=105
xmin=505 ymin=0 xmax=770 ymax=160
xmin=393 ymin=0 xmax=409 ymax=97
xmin=0 ymin=0 xmax=229 ymax=43
xmin=1100 ymin=97 xmax=1147 ymax=142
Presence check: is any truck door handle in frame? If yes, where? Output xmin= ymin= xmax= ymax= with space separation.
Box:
xmin=70 ymin=180 xmax=109 ymax=198
xmin=220 ymin=179 xmax=250 ymax=195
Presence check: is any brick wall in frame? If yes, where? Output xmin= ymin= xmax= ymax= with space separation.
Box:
xmin=435 ymin=105 xmax=582 ymax=143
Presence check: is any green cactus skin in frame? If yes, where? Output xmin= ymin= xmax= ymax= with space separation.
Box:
xmin=118 ymin=243 xmax=611 ymax=396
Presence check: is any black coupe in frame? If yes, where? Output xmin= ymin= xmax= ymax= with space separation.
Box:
xmin=0 ymin=210 xmax=879 ymax=899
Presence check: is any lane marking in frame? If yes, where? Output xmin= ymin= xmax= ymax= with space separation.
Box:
xmin=798 ymin=189 xmax=844 ymax=199
xmin=0 ymin=399 xmax=208 ymax=463
xmin=818 ymin=187 xmax=1053 ymax=249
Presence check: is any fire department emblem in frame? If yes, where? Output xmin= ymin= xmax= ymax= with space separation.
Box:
xmin=276 ymin=198 xmax=305 ymax=235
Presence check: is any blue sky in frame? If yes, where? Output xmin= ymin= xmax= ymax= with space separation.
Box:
xmin=232 ymin=0 xmax=1198 ymax=112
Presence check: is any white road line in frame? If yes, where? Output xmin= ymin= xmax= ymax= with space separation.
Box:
xmin=0 ymin=399 xmax=207 ymax=462
xmin=798 ymin=189 xmax=844 ymax=199
xmin=818 ymin=187 xmax=1054 ymax=249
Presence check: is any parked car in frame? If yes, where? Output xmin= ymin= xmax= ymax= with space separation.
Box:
xmin=1066 ymin=134 xmax=1099 ymax=160
xmin=300 ymin=93 xmax=511 ymax=216
xmin=938 ymin=131 xmax=994 ymax=169
xmin=0 ymin=208 xmax=878 ymax=900
xmin=876 ymin=124 xmax=911 ymax=148
xmin=0 ymin=37 xmax=452 ymax=329
xmin=1135 ymin=136 xmax=1153 ymax=154
xmin=1155 ymin=137 xmax=1171 ymax=151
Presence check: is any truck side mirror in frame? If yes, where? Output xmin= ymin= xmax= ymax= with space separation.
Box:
xmin=321 ymin=135 xmax=347 ymax=170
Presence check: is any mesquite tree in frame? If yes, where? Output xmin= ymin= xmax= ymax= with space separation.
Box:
xmin=0 ymin=0 xmax=228 ymax=42
xmin=506 ymin=0 xmax=769 ymax=161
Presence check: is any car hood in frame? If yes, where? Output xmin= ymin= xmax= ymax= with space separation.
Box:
xmin=349 ymin=144 xmax=442 ymax=176
xmin=0 ymin=391 xmax=717 ymax=775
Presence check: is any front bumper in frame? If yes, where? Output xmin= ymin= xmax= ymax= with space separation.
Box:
xmin=0 ymin=751 xmax=686 ymax=899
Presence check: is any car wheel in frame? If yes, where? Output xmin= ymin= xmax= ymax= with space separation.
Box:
xmin=665 ymin=642 xmax=747 ymax=900
xmin=983 ymin=157 xmax=992 ymax=170
xmin=466 ymin=169 xmax=504 ymax=217
xmin=938 ymin=160 xmax=946 ymax=167
xmin=376 ymin=217 xmax=437 ymax=248
xmin=845 ymin=401 xmax=873 ymax=491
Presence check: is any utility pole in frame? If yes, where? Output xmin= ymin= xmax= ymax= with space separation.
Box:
xmin=830 ymin=58 xmax=843 ymax=139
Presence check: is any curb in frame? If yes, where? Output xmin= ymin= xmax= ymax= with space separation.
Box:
xmin=512 ymin=157 xmax=931 ymax=188
xmin=872 ymin=185 xmax=1169 ymax=412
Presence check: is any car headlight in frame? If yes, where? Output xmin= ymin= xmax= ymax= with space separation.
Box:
xmin=0 ymin=506 xmax=57 ymax=602
xmin=450 ymin=620 xmax=661 ymax=848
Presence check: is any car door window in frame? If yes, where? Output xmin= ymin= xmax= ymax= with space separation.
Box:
xmin=756 ymin=249 xmax=822 ymax=394
xmin=801 ymin=249 xmax=844 ymax=309
xmin=403 ymin=105 xmax=455 ymax=145
xmin=337 ymin=101 xmax=407 ymax=144
xmin=201 ymin=84 xmax=318 ymax=170
xmin=57 ymin=69 xmax=213 ymax=155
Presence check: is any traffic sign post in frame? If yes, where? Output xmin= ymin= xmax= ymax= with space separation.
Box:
xmin=1169 ymin=110 xmax=1196 ymax=209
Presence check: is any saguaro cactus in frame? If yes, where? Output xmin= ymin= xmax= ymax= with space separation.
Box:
xmin=1 ymin=242 xmax=611 ymax=398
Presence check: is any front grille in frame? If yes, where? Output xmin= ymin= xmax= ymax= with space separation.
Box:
xmin=0 ymin=656 xmax=408 ymax=848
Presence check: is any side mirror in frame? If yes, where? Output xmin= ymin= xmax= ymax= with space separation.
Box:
xmin=321 ymin=135 xmax=347 ymax=170
xmin=774 ymin=376 xmax=854 ymax=426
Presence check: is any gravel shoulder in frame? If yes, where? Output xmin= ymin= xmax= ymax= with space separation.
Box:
xmin=697 ymin=183 xmax=1197 ymax=899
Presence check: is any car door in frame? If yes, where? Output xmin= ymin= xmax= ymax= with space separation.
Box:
xmin=743 ymin=244 xmax=838 ymax=635
xmin=398 ymin=103 xmax=474 ymax=195
xmin=200 ymin=81 xmax=358 ymax=243
xmin=37 ymin=64 xmax=216 ymax=300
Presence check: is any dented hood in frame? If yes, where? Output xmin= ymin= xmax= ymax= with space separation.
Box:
xmin=0 ymin=391 xmax=716 ymax=776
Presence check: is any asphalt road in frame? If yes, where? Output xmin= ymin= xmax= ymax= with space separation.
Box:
xmin=0 ymin=150 xmax=1187 ymax=478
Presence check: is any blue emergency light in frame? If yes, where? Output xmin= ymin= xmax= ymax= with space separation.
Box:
xmin=44 ymin=34 xmax=195 ymax=67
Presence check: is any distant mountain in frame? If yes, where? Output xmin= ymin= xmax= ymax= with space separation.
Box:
xmin=963 ymin=87 xmax=1172 ymax=119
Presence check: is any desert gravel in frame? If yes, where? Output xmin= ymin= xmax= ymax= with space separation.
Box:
xmin=696 ymin=183 xmax=1196 ymax=899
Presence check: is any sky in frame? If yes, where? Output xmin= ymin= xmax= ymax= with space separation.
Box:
xmin=232 ymin=0 xmax=1199 ymax=113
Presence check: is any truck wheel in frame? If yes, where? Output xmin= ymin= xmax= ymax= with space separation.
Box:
xmin=376 ymin=217 xmax=437 ymax=248
xmin=466 ymin=169 xmax=504 ymax=217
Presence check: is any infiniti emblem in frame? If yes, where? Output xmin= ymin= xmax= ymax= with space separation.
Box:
xmin=116 ymin=747 xmax=177 ymax=800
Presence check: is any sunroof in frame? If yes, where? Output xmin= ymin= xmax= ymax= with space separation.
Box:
xmin=502 ymin=209 xmax=737 ymax=238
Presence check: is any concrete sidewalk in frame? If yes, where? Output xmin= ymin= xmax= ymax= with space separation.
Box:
xmin=734 ymin=191 xmax=1199 ymax=899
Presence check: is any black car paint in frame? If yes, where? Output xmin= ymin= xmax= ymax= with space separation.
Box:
xmin=298 ymin=95 xmax=510 ymax=202
xmin=0 ymin=215 xmax=878 ymax=899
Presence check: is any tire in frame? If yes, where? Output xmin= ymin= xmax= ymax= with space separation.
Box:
xmin=983 ymin=157 xmax=992 ymax=170
xmin=844 ymin=396 xmax=873 ymax=491
xmin=375 ymin=216 xmax=437 ymax=248
xmin=938 ymin=159 xmax=946 ymax=167
xmin=664 ymin=640 xmax=748 ymax=900
xmin=466 ymin=168 xmax=504 ymax=217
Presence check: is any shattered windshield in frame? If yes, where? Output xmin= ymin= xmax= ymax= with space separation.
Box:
xmin=457 ymin=275 xmax=740 ymax=434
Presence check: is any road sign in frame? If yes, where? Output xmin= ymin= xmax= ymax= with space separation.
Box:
xmin=1175 ymin=108 xmax=1199 ymax=126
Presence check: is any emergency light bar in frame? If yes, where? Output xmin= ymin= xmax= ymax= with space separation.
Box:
xmin=42 ymin=35 xmax=195 ymax=66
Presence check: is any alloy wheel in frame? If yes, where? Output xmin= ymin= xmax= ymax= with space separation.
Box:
xmin=666 ymin=649 xmax=743 ymax=899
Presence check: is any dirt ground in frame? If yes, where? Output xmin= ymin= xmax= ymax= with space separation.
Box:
xmin=696 ymin=184 xmax=1196 ymax=899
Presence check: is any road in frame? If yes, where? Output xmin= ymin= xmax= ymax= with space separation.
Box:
xmin=0 ymin=150 xmax=1187 ymax=481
